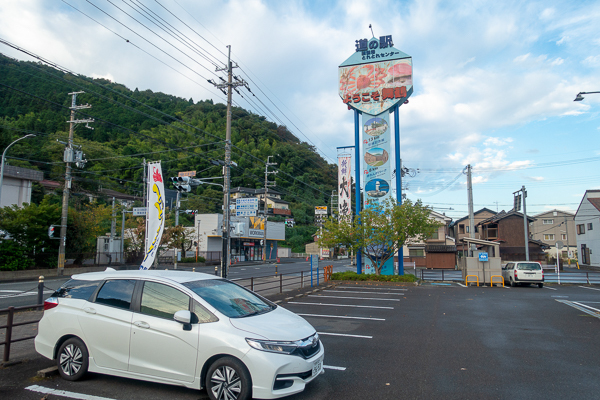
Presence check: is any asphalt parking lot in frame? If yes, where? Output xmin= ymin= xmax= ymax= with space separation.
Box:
xmin=2 ymin=282 xmax=600 ymax=400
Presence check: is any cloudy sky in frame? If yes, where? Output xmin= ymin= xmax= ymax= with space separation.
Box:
xmin=1 ymin=0 xmax=599 ymax=220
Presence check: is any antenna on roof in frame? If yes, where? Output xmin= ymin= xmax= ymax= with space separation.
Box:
xmin=369 ymin=24 xmax=375 ymax=38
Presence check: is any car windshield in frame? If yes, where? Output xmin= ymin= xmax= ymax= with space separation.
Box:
xmin=517 ymin=263 xmax=542 ymax=271
xmin=183 ymin=279 xmax=275 ymax=318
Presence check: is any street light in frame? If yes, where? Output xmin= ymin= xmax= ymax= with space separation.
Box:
xmin=0 ymin=134 xmax=36 ymax=204
xmin=574 ymin=91 xmax=600 ymax=101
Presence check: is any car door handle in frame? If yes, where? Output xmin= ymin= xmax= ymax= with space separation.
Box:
xmin=133 ymin=321 xmax=150 ymax=329
xmin=83 ymin=307 xmax=96 ymax=314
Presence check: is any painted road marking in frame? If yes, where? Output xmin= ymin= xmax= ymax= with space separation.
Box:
xmin=556 ymin=300 xmax=600 ymax=319
xmin=572 ymin=301 xmax=600 ymax=313
xmin=456 ymin=283 xmax=467 ymax=287
xmin=336 ymin=286 xmax=407 ymax=291
xmin=318 ymin=332 xmax=372 ymax=339
xmin=26 ymin=385 xmax=116 ymax=400
xmin=308 ymin=295 xmax=400 ymax=302
xmin=544 ymin=287 xmax=557 ymax=290
xmin=324 ymin=365 xmax=346 ymax=371
xmin=324 ymin=290 xmax=405 ymax=295
xmin=288 ymin=302 xmax=394 ymax=310
xmin=579 ymin=286 xmax=600 ymax=292
xmin=297 ymin=313 xmax=385 ymax=321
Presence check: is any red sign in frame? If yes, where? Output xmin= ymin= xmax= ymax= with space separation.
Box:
xmin=243 ymin=242 xmax=255 ymax=246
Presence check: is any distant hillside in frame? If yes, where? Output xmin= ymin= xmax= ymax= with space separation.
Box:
xmin=0 ymin=53 xmax=337 ymax=225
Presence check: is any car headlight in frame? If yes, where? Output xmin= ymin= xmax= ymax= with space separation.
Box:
xmin=246 ymin=338 xmax=298 ymax=354
xmin=246 ymin=333 xmax=320 ymax=355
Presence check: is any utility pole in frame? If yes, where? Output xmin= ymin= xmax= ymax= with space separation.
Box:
xmin=208 ymin=46 xmax=247 ymax=278
xmin=110 ymin=197 xmax=116 ymax=264
xmin=264 ymin=156 xmax=277 ymax=262
xmin=58 ymin=92 xmax=93 ymax=275
xmin=514 ymin=186 xmax=529 ymax=261
xmin=465 ymin=165 xmax=475 ymax=253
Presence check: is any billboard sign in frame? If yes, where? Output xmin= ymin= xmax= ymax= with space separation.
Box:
xmin=363 ymin=112 xmax=392 ymax=208
xmin=315 ymin=206 xmax=328 ymax=215
xmin=140 ymin=161 xmax=165 ymax=270
xmin=338 ymin=36 xmax=412 ymax=115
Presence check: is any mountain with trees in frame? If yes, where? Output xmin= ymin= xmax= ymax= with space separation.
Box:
xmin=0 ymin=53 xmax=337 ymax=268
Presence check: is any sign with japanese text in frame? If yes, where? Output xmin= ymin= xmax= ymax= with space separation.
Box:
xmin=363 ymin=111 xmax=392 ymax=208
xmin=315 ymin=206 xmax=328 ymax=215
xmin=178 ymin=170 xmax=196 ymax=177
xmin=236 ymin=198 xmax=259 ymax=216
xmin=140 ymin=161 xmax=165 ymax=270
xmin=133 ymin=207 xmax=147 ymax=216
xmin=338 ymin=155 xmax=352 ymax=220
xmin=339 ymin=36 xmax=412 ymax=115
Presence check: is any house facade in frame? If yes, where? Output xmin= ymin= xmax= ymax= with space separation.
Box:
xmin=449 ymin=208 xmax=496 ymax=243
xmin=403 ymin=210 xmax=457 ymax=269
xmin=477 ymin=211 xmax=547 ymax=262
xmin=530 ymin=210 xmax=576 ymax=259
xmin=574 ymin=190 xmax=600 ymax=266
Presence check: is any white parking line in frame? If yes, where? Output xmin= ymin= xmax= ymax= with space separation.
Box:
xmin=288 ymin=302 xmax=394 ymax=309
xmin=318 ymin=332 xmax=372 ymax=338
xmin=556 ymin=300 xmax=600 ymax=320
xmin=456 ymin=283 xmax=467 ymax=287
xmin=324 ymin=290 xmax=405 ymax=295
xmin=544 ymin=287 xmax=558 ymax=290
xmin=579 ymin=286 xmax=600 ymax=292
xmin=336 ymin=287 xmax=407 ymax=291
xmin=572 ymin=301 xmax=600 ymax=313
xmin=26 ymin=385 xmax=116 ymax=400
xmin=297 ymin=313 xmax=385 ymax=321
xmin=308 ymin=295 xmax=400 ymax=302
xmin=324 ymin=365 xmax=346 ymax=371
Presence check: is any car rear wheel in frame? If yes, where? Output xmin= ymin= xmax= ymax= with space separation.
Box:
xmin=538 ymin=283 xmax=544 ymax=288
xmin=206 ymin=357 xmax=251 ymax=400
xmin=57 ymin=337 xmax=89 ymax=381
xmin=510 ymin=278 xmax=516 ymax=287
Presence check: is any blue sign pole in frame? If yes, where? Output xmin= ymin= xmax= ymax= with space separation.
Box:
xmin=310 ymin=255 xmax=313 ymax=287
xmin=354 ymin=108 xmax=362 ymax=274
xmin=394 ymin=105 xmax=404 ymax=275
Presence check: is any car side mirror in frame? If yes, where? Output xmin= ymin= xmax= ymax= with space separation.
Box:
xmin=174 ymin=310 xmax=192 ymax=330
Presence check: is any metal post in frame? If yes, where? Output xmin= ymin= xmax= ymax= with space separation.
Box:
xmin=310 ymin=255 xmax=314 ymax=287
xmin=317 ymin=266 xmax=320 ymax=286
xmin=3 ymin=307 xmax=14 ymax=362
xmin=522 ymin=186 xmax=529 ymax=261
xmin=279 ymin=274 xmax=283 ymax=294
xmin=37 ymin=276 xmax=44 ymax=310
xmin=301 ymin=271 xmax=304 ymax=288
xmin=251 ymin=277 xmax=254 ymax=292
xmin=393 ymin=105 xmax=404 ymax=275
xmin=354 ymin=109 xmax=362 ymax=274
xmin=121 ymin=210 xmax=127 ymax=264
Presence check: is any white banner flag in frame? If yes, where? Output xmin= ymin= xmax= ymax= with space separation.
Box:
xmin=140 ymin=161 xmax=165 ymax=270
xmin=338 ymin=155 xmax=352 ymax=220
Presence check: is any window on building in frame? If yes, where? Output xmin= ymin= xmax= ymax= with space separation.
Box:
xmin=577 ymin=224 xmax=585 ymax=235
xmin=466 ymin=226 xmax=470 ymax=233
xmin=459 ymin=224 xmax=465 ymax=234
xmin=408 ymin=248 xmax=425 ymax=257
xmin=544 ymin=234 xmax=555 ymax=241
xmin=429 ymin=230 xmax=439 ymax=240
xmin=588 ymin=223 xmax=593 ymax=230
xmin=561 ymin=234 xmax=567 ymax=240
xmin=486 ymin=224 xmax=498 ymax=239
xmin=543 ymin=219 xmax=554 ymax=225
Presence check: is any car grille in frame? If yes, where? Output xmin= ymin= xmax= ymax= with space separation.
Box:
xmin=292 ymin=334 xmax=320 ymax=359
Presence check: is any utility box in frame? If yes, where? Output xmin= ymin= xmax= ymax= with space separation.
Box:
xmin=459 ymin=238 xmax=502 ymax=286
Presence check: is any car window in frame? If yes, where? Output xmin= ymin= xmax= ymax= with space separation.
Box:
xmin=140 ymin=281 xmax=190 ymax=320
xmin=54 ymin=279 xmax=102 ymax=300
xmin=506 ymin=263 xmax=513 ymax=270
xmin=95 ymin=280 xmax=136 ymax=310
xmin=193 ymin=300 xmax=219 ymax=324
xmin=183 ymin=279 xmax=275 ymax=318
xmin=517 ymin=263 xmax=542 ymax=271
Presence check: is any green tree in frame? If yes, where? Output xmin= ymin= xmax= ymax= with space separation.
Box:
xmin=318 ymin=198 xmax=440 ymax=275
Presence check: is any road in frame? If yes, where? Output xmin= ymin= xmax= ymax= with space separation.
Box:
xmin=0 ymin=259 xmax=354 ymax=309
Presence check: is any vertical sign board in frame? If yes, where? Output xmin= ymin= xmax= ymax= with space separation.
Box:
xmin=338 ymin=155 xmax=352 ymax=219
xmin=339 ymin=35 xmax=413 ymax=275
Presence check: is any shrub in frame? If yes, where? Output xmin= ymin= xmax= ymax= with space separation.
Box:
xmin=330 ymin=271 xmax=417 ymax=282
xmin=0 ymin=240 xmax=32 ymax=271
xmin=180 ymin=256 xmax=205 ymax=263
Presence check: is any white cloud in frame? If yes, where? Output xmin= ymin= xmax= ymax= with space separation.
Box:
xmin=551 ymin=57 xmax=564 ymax=66
xmin=556 ymin=36 xmax=568 ymax=45
xmin=582 ymin=55 xmax=600 ymax=67
xmin=484 ymin=137 xmax=513 ymax=146
xmin=540 ymin=8 xmax=555 ymax=20
xmin=514 ymin=53 xmax=531 ymax=63
xmin=528 ymin=176 xmax=544 ymax=181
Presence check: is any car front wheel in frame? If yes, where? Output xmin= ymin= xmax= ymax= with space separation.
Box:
xmin=206 ymin=357 xmax=251 ymax=400
xmin=57 ymin=337 xmax=89 ymax=381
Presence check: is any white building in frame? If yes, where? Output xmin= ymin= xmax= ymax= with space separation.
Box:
xmin=574 ymin=190 xmax=600 ymax=266
xmin=0 ymin=165 xmax=43 ymax=207
xmin=195 ymin=214 xmax=285 ymax=262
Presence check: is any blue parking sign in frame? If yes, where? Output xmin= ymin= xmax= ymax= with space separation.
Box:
xmin=479 ymin=252 xmax=488 ymax=262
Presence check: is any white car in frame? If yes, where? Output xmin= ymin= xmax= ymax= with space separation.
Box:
xmin=35 ymin=269 xmax=324 ymax=400
xmin=502 ymin=261 xmax=544 ymax=288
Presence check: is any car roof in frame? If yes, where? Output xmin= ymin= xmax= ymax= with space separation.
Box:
xmin=70 ymin=268 xmax=219 ymax=284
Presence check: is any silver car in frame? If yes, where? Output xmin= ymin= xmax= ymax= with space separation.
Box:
xmin=502 ymin=262 xmax=544 ymax=288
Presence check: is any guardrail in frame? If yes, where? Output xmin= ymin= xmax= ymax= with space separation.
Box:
xmin=1 ymin=304 xmax=43 ymax=363
xmin=412 ymin=268 xmax=600 ymax=285
xmin=490 ymin=275 xmax=504 ymax=287
xmin=232 ymin=268 xmax=325 ymax=295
